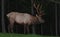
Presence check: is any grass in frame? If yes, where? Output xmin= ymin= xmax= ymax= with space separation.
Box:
xmin=0 ymin=33 xmax=59 ymax=37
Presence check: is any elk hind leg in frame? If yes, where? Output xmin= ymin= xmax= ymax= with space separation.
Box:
xmin=24 ymin=25 xmax=26 ymax=34
xmin=9 ymin=18 xmax=14 ymax=33
xmin=8 ymin=24 xmax=11 ymax=33
xmin=10 ymin=24 xmax=14 ymax=33
xmin=8 ymin=24 xmax=14 ymax=33
xmin=27 ymin=25 xmax=30 ymax=34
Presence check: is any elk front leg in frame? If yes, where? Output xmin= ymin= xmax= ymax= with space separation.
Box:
xmin=32 ymin=25 xmax=35 ymax=34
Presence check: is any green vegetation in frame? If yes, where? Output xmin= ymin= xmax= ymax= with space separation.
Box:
xmin=0 ymin=33 xmax=59 ymax=37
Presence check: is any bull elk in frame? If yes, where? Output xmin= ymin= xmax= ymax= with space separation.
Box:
xmin=6 ymin=3 xmax=45 ymax=34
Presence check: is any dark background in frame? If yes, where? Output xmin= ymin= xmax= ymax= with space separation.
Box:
xmin=0 ymin=0 xmax=60 ymax=36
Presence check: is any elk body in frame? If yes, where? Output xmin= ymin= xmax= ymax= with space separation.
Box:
xmin=6 ymin=3 xmax=45 ymax=34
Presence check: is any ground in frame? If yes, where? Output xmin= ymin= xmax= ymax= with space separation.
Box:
xmin=0 ymin=33 xmax=59 ymax=37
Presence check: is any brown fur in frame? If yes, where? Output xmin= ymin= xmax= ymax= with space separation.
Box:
xmin=7 ymin=3 xmax=45 ymax=34
xmin=7 ymin=12 xmax=44 ymax=33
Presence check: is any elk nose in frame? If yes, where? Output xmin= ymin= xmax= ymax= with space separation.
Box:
xmin=39 ymin=19 xmax=45 ymax=23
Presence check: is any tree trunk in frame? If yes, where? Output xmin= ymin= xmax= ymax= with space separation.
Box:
xmin=55 ymin=3 xmax=58 ymax=36
xmin=1 ymin=0 xmax=6 ymax=33
xmin=31 ymin=0 xmax=35 ymax=34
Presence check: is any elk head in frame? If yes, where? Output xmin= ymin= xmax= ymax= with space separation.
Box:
xmin=33 ymin=3 xmax=45 ymax=23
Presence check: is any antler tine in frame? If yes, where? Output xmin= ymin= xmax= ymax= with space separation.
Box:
xmin=33 ymin=3 xmax=40 ymax=14
xmin=36 ymin=4 xmax=40 ymax=14
xmin=39 ymin=4 xmax=45 ymax=16
xmin=33 ymin=3 xmax=37 ymax=10
xmin=40 ymin=4 xmax=42 ymax=11
xmin=38 ymin=3 xmax=43 ymax=14
xmin=37 ymin=4 xmax=40 ymax=9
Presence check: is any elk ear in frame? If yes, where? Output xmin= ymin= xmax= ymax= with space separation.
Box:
xmin=36 ymin=14 xmax=38 ymax=17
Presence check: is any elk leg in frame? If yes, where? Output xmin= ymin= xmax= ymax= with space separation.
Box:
xmin=32 ymin=25 xmax=35 ymax=34
xmin=10 ymin=24 xmax=14 ymax=33
xmin=9 ymin=18 xmax=14 ymax=33
xmin=27 ymin=25 xmax=30 ymax=34
xmin=24 ymin=25 xmax=26 ymax=34
xmin=8 ymin=23 xmax=14 ymax=33
xmin=8 ymin=24 xmax=11 ymax=33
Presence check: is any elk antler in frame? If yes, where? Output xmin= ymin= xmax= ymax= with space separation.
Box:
xmin=33 ymin=2 xmax=45 ymax=16
xmin=33 ymin=3 xmax=40 ymax=14
xmin=38 ymin=4 xmax=45 ymax=16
